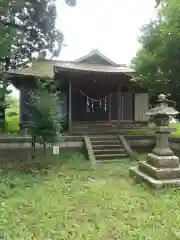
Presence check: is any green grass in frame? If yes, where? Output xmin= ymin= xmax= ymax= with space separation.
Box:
xmin=1 ymin=153 xmax=180 ymax=239
xmin=128 ymin=123 xmax=180 ymax=137
xmin=5 ymin=114 xmax=19 ymax=133
xmin=5 ymin=99 xmax=20 ymax=133
xmin=169 ymin=123 xmax=180 ymax=137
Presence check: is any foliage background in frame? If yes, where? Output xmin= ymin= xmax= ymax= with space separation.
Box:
xmin=5 ymin=95 xmax=19 ymax=132
xmin=132 ymin=0 xmax=180 ymax=111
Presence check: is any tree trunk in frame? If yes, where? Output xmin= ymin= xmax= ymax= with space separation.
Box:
xmin=43 ymin=138 xmax=46 ymax=155
xmin=0 ymin=106 xmax=5 ymax=132
xmin=31 ymin=135 xmax=36 ymax=160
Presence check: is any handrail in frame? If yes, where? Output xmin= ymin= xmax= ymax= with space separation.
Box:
xmin=84 ymin=136 xmax=96 ymax=168
xmin=117 ymin=134 xmax=135 ymax=160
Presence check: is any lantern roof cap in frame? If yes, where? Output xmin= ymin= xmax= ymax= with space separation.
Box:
xmin=146 ymin=93 xmax=179 ymax=116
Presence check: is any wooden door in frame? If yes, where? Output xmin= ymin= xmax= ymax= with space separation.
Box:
xmin=134 ymin=94 xmax=149 ymax=122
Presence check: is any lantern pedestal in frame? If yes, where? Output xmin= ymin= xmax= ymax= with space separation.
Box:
xmin=130 ymin=154 xmax=180 ymax=189
xmin=130 ymin=94 xmax=180 ymax=188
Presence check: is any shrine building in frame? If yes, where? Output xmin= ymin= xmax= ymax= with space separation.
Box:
xmin=8 ymin=49 xmax=149 ymax=135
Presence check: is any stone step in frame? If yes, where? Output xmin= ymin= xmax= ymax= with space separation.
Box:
xmin=90 ymin=138 xmax=117 ymax=142
xmin=72 ymin=123 xmax=113 ymax=127
xmin=89 ymin=135 xmax=117 ymax=139
xmin=72 ymin=125 xmax=113 ymax=128
xmin=96 ymin=159 xmax=124 ymax=163
xmin=91 ymin=140 xmax=119 ymax=145
xmin=72 ymin=132 xmax=120 ymax=136
xmin=71 ymin=130 xmax=128 ymax=135
xmin=72 ymin=126 xmax=113 ymax=129
xmin=129 ymin=166 xmax=180 ymax=188
xmin=139 ymin=161 xmax=180 ymax=180
xmin=92 ymin=144 xmax=122 ymax=149
xmin=84 ymin=134 xmax=128 ymax=163
xmin=72 ymin=129 xmax=114 ymax=132
xmin=94 ymin=149 xmax=125 ymax=155
xmin=90 ymin=138 xmax=118 ymax=142
xmin=95 ymin=153 xmax=128 ymax=160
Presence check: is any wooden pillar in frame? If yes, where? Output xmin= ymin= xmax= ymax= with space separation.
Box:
xmin=19 ymin=84 xmax=27 ymax=131
xmin=117 ymin=83 xmax=121 ymax=125
xmin=68 ymin=81 xmax=72 ymax=133
xmin=121 ymin=95 xmax=124 ymax=120
xmin=19 ymin=85 xmax=23 ymax=130
xmin=108 ymin=94 xmax=112 ymax=121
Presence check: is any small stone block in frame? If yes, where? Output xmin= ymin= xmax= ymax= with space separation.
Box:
xmin=147 ymin=153 xmax=179 ymax=168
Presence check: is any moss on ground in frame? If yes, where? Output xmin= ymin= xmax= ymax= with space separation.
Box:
xmin=0 ymin=153 xmax=180 ymax=239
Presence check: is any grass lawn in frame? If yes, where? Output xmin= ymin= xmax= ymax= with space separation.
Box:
xmin=170 ymin=123 xmax=180 ymax=136
xmin=1 ymin=153 xmax=180 ymax=239
xmin=127 ymin=122 xmax=180 ymax=137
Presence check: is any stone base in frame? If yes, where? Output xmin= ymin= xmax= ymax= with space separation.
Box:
xmin=147 ymin=153 xmax=179 ymax=168
xmin=139 ymin=161 xmax=180 ymax=180
xmin=129 ymin=167 xmax=180 ymax=189
xmin=129 ymin=153 xmax=180 ymax=188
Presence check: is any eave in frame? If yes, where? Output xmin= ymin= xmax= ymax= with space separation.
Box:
xmin=54 ymin=62 xmax=135 ymax=75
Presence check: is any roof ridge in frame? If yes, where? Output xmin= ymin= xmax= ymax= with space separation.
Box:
xmin=74 ymin=49 xmax=118 ymax=66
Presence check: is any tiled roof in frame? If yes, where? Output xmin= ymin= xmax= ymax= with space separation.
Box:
xmin=8 ymin=59 xmax=62 ymax=78
xmin=8 ymin=56 xmax=134 ymax=78
xmin=54 ymin=62 xmax=134 ymax=73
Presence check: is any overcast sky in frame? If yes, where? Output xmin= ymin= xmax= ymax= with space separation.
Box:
xmin=57 ymin=0 xmax=157 ymax=64
xmin=12 ymin=0 xmax=157 ymax=96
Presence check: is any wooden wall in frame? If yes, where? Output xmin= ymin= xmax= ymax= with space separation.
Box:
xmin=70 ymin=86 xmax=135 ymax=122
xmin=19 ymin=85 xmax=149 ymax=127
xmin=18 ymin=75 xmax=149 ymax=129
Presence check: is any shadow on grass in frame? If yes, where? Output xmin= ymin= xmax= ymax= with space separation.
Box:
xmin=0 ymin=149 xmax=88 ymax=171
xmin=1 ymin=148 xmax=180 ymax=198
xmin=0 ymin=152 xmax=90 ymax=199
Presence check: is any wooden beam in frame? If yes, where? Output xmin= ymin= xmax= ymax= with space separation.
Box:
xmin=108 ymin=93 xmax=112 ymax=121
xmin=117 ymin=83 xmax=121 ymax=124
xmin=68 ymin=80 xmax=72 ymax=133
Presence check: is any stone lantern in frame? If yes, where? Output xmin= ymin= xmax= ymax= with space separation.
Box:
xmin=130 ymin=93 xmax=180 ymax=188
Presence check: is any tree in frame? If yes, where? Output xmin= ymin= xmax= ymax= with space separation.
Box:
xmin=132 ymin=0 xmax=180 ymax=109
xmin=0 ymin=0 xmax=76 ymax=132
xmin=0 ymin=0 xmax=76 ymax=69
xmin=27 ymin=78 xmax=63 ymax=158
xmin=0 ymin=0 xmax=65 ymax=69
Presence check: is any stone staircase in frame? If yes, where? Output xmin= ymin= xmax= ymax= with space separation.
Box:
xmin=89 ymin=135 xmax=128 ymax=163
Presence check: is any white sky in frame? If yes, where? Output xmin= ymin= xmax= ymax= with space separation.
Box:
xmin=57 ymin=0 xmax=157 ymax=64
xmin=11 ymin=0 xmax=157 ymax=97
